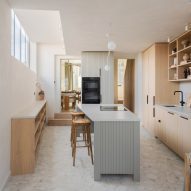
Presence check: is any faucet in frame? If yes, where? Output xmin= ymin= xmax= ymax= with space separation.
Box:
xmin=174 ymin=91 xmax=185 ymax=106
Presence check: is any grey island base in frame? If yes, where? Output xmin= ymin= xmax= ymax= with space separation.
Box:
xmin=77 ymin=104 xmax=140 ymax=181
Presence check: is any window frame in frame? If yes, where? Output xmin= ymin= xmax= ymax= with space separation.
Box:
xmin=11 ymin=10 xmax=30 ymax=67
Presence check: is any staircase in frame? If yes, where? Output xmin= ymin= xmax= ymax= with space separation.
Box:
xmin=48 ymin=112 xmax=72 ymax=126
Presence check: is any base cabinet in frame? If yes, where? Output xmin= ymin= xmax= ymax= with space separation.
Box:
xmin=155 ymin=106 xmax=191 ymax=159
xmin=178 ymin=116 xmax=191 ymax=158
xmin=165 ymin=111 xmax=178 ymax=153
xmin=11 ymin=101 xmax=46 ymax=175
xmin=155 ymin=107 xmax=166 ymax=143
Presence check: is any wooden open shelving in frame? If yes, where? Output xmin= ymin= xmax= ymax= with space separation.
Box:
xmin=11 ymin=100 xmax=46 ymax=175
xmin=168 ymin=30 xmax=191 ymax=81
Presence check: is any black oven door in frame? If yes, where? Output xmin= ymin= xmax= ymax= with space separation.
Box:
xmin=82 ymin=91 xmax=100 ymax=104
xmin=82 ymin=80 xmax=99 ymax=90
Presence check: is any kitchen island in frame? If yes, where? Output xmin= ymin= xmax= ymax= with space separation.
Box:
xmin=77 ymin=104 xmax=140 ymax=181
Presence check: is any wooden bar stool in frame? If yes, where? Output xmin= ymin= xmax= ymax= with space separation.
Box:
xmin=185 ymin=153 xmax=191 ymax=191
xmin=71 ymin=118 xmax=93 ymax=166
xmin=71 ymin=112 xmax=85 ymax=146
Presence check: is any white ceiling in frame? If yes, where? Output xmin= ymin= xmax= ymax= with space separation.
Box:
xmin=14 ymin=9 xmax=63 ymax=44
xmin=8 ymin=0 xmax=191 ymax=57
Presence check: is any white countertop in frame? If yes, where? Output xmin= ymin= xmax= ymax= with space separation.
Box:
xmin=156 ymin=104 xmax=191 ymax=118
xmin=77 ymin=104 xmax=140 ymax=122
xmin=12 ymin=100 xmax=46 ymax=119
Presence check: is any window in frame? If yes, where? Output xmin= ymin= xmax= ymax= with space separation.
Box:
xmin=11 ymin=10 xmax=30 ymax=66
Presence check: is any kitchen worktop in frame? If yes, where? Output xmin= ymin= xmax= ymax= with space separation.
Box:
xmin=77 ymin=104 xmax=139 ymax=122
xmin=156 ymin=104 xmax=191 ymax=118
xmin=12 ymin=100 xmax=46 ymax=119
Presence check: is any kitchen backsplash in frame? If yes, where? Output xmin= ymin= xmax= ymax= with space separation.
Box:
xmin=179 ymin=82 xmax=191 ymax=105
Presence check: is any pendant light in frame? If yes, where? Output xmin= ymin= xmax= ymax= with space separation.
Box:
xmin=104 ymin=34 xmax=116 ymax=71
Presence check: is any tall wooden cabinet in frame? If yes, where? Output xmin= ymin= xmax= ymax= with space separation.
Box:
xmin=142 ymin=43 xmax=179 ymax=134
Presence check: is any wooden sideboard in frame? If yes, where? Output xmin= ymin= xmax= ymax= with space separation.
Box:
xmin=11 ymin=100 xmax=46 ymax=175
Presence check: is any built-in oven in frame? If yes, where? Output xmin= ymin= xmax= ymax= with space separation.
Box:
xmin=82 ymin=77 xmax=100 ymax=104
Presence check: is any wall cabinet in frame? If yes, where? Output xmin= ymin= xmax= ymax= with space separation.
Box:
xmin=155 ymin=106 xmax=191 ymax=159
xmin=11 ymin=101 xmax=46 ymax=175
xmin=142 ymin=43 xmax=178 ymax=134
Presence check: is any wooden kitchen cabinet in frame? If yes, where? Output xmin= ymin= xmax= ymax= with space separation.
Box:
xmin=155 ymin=106 xmax=191 ymax=159
xmin=165 ymin=111 xmax=178 ymax=153
xmin=142 ymin=43 xmax=178 ymax=135
xmin=178 ymin=116 xmax=191 ymax=158
xmin=155 ymin=107 xmax=166 ymax=143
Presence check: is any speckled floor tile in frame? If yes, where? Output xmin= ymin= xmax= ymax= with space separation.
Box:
xmin=3 ymin=126 xmax=184 ymax=191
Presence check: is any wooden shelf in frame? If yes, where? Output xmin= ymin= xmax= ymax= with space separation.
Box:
xmin=175 ymin=79 xmax=191 ymax=82
xmin=169 ymin=65 xmax=177 ymax=69
xmin=168 ymin=30 xmax=191 ymax=82
xmin=178 ymin=62 xmax=191 ymax=67
xmin=178 ymin=45 xmax=191 ymax=53
xmin=169 ymin=80 xmax=179 ymax=82
xmin=11 ymin=101 xmax=46 ymax=175
xmin=169 ymin=53 xmax=177 ymax=57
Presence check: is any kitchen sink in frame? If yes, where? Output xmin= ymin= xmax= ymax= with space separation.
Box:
xmin=163 ymin=105 xmax=177 ymax=107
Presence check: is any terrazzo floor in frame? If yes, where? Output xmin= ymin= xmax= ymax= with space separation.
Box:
xmin=4 ymin=126 xmax=184 ymax=191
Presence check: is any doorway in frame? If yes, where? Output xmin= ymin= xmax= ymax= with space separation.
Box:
xmin=60 ymin=59 xmax=81 ymax=111
xmin=114 ymin=59 xmax=135 ymax=112
xmin=117 ymin=59 xmax=127 ymax=103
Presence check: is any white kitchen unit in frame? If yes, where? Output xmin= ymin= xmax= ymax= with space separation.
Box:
xmin=81 ymin=51 xmax=114 ymax=104
xmin=77 ymin=104 xmax=140 ymax=181
xmin=155 ymin=105 xmax=191 ymax=159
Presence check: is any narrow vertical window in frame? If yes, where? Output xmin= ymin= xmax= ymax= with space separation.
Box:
xmin=11 ymin=10 xmax=15 ymax=56
xmin=21 ymin=27 xmax=26 ymax=63
xmin=11 ymin=10 xmax=30 ymax=67
xmin=14 ymin=14 xmax=21 ymax=60
xmin=26 ymin=35 xmax=30 ymax=67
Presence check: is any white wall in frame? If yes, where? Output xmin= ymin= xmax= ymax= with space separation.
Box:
xmin=82 ymin=51 xmax=114 ymax=104
xmin=37 ymin=44 xmax=65 ymax=117
xmin=30 ymin=41 xmax=37 ymax=73
xmin=134 ymin=53 xmax=143 ymax=121
xmin=0 ymin=0 xmax=37 ymax=190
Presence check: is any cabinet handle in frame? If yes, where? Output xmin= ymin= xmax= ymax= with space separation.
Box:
xmin=158 ymin=120 xmax=161 ymax=123
xmin=168 ymin=112 xmax=174 ymax=115
xmin=153 ymin=108 xmax=155 ymax=118
xmin=99 ymin=68 xmax=101 ymax=77
xmin=153 ymin=96 xmax=155 ymax=106
xmin=147 ymin=95 xmax=148 ymax=104
xmin=180 ymin=116 xmax=188 ymax=120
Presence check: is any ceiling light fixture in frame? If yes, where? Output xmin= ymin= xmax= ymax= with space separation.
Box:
xmin=104 ymin=33 xmax=116 ymax=71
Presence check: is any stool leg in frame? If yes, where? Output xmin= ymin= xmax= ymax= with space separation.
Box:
xmin=86 ymin=126 xmax=90 ymax=156
xmin=73 ymin=126 xmax=77 ymax=166
xmin=83 ymin=127 xmax=85 ymax=141
xmin=71 ymin=125 xmax=74 ymax=157
xmin=70 ymin=125 xmax=73 ymax=147
xmin=87 ymin=127 xmax=94 ymax=165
